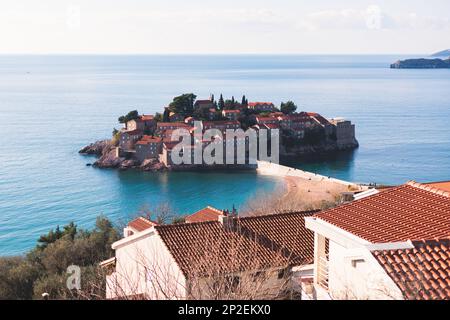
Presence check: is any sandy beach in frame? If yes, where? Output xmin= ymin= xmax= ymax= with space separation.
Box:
xmin=283 ymin=175 xmax=356 ymax=206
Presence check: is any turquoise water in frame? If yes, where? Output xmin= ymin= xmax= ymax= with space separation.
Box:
xmin=1 ymin=55 xmax=450 ymax=255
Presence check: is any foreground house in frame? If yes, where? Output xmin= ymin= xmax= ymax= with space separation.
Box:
xmin=105 ymin=210 xmax=318 ymax=300
xmin=305 ymin=181 xmax=450 ymax=300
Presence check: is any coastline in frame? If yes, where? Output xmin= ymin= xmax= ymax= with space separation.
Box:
xmin=282 ymin=175 xmax=353 ymax=204
xmin=256 ymin=160 xmax=366 ymax=208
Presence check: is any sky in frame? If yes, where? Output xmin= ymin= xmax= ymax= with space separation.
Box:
xmin=1 ymin=0 xmax=449 ymax=54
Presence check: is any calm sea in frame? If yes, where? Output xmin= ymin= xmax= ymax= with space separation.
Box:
xmin=0 ymin=55 xmax=449 ymax=255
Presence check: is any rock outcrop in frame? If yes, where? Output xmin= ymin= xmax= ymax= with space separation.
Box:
xmin=91 ymin=142 xmax=124 ymax=168
xmin=280 ymin=140 xmax=358 ymax=157
xmin=78 ymin=140 xmax=111 ymax=156
xmin=80 ymin=140 xmax=168 ymax=171
xmin=140 ymin=159 xmax=167 ymax=172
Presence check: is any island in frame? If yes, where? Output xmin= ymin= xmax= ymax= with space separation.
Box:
xmin=390 ymin=57 xmax=450 ymax=69
xmin=79 ymin=94 xmax=358 ymax=171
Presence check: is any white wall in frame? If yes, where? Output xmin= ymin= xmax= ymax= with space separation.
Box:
xmin=327 ymin=240 xmax=403 ymax=300
xmin=108 ymin=230 xmax=187 ymax=300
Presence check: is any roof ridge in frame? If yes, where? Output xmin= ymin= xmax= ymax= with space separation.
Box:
xmin=137 ymin=216 xmax=156 ymax=224
xmin=206 ymin=206 xmax=223 ymax=214
xmin=406 ymin=180 xmax=450 ymax=198
xmin=155 ymin=220 xmax=218 ymax=230
xmin=239 ymin=210 xmax=320 ymax=221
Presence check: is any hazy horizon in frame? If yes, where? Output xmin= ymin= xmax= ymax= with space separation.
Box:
xmin=1 ymin=0 xmax=449 ymax=55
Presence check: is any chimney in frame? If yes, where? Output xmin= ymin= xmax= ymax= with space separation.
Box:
xmin=218 ymin=214 xmax=239 ymax=233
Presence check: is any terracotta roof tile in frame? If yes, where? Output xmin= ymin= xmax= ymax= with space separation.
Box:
xmin=373 ymin=239 xmax=450 ymax=300
xmin=223 ymin=110 xmax=241 ymax=114
xmin=128 ymin=217 xmax=158 ymax=232
xmin=140 ymin=115 xmax=154 ymax=121
xmin=202 ymin=120 xmax=240 ymax=126
xmin=136 ymin=136 xmax=162 ymax=144
xmin=122 ymin=129 xmax=143 ymax=136
xmin=157 ymin=122 xmax=190 ymax=128
xmin=424 ymin=181 xmax=450 ymax=194
xmin=185 ymin=206 xmax=224 ymax=223
xmin=248 ymin=102 xmax=274 ymax=107
xmin=314 ymin=181 xmax=450 ymax=243
xmin=155 ymin=211 xmax=318 ymax=276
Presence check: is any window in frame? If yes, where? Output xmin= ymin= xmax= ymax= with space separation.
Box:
xmin=351 ymin=259 xmax=365 ymax=268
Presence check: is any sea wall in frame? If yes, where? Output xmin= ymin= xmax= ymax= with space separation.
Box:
xmin=256 ymin=160 xmax=356 ymax=187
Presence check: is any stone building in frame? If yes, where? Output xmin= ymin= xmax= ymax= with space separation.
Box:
xmin=330 ymin=118 xmax=357 ymax=148
xmin=135 ymin=136 xmax=163 ymax=162
xmin=119 ymin=129 xmax=143 ymax=151
xmin=126 ymin=115 xmax=156 ymax=133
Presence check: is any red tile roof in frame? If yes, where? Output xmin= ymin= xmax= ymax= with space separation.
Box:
xmin=128 ymin=217 xmax=158 ymax=232
xmin=155 ymin=211 xmax=318 ymax=276
xmin=136 ymin=136 xmax=162 ymax=145
xmin=195 ymin=100 xmax=213 ymax=105
xmin=373 ymin=239 xmax=450 ymax=300
xmin=248 ymin=102 xmax=274 ymax=107
xmin=314 ymin=181 xmax=450 ymax=243
xmin=163 ymin=141 xmax=179 ymax=150
xmin=157 ymin=122 xmax=190 ymax=128
xmin=424 ymin=181 xmax=450 ymax=193
xmin=223 ymin=110 xmax=241 ymax=114
xmin=203 ymin=120 xmax=240 ymax=127
xmin=122 ymin=129 xmax=143 ymax=136
xmin=185 ymin=206 xmax=224 ymax=223
xmin=262 ymin=123 xmax=280 ymax=130
xmin=140 ymin=115 xmax=154 ymax=121
xmin=256 ymin=116 xmax=278 ymax=122
xmin=307 ymin=112 xmax=330 ymax=126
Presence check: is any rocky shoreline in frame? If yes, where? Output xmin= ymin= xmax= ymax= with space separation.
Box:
xmin=280 ymin=141 xmax=358 ymax=157
xmin=79 ymin=140 xmax=168 ymax=171
xmin=79 ymin=138 xmax=358 ymax=172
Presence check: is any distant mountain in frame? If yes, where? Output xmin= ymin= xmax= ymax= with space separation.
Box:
xmin=430 ymin=49 xmax=450 ymax=58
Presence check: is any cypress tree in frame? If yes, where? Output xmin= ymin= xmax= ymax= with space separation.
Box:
xmin=218 ymin=94 xmax=225 ymax=111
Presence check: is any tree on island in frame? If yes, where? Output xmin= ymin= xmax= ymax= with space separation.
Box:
xmin=280 ymin=101 xmax=297 ymax=114
xmin=224 ymin=96 xmax=239 ymax=110
xmin=162 ymin=108 xmax=170 ymax=122
xmin=241 ymin=95 xmax=248 ymax=107
xmin=193 ymin=105 xmax=212 ymax=120
xmin=218 ymin=94 xmax=225 ymax=111
xmin=154 ymin=112 xmax=163 ymax=122
xmin=169 ymin=93 xmax=197 ymax=116
xmin=118 ymin=110 xmax=139 ymax=129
